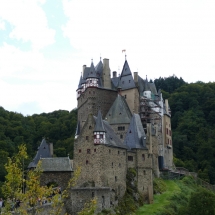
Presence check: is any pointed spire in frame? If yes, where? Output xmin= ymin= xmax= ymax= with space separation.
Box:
xmin=144 ymin=75 xmax=151 ymax=91
xmin=78 ymin=75 xmax=83 ymax=89
xmin=88 ymin=60 xmax=97 ymax=78
xmin=94 ymin=110 xmax=106 ymax=132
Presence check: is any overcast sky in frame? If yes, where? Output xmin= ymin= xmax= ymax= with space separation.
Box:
xmin=0 ymin=0 xmax=215 ymax=116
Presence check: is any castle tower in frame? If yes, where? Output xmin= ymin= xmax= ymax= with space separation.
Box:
xmin=94 ymin=110 xmax=106 ymax=144
xmin=102 ymin=58 xmax=112 ymax=89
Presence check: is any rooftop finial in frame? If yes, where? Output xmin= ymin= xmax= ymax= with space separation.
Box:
xmin=122 ymin=49 xmax=126 ymax=61
xmin=100 ymin=54 xmax=101 ymax=61
xmin=91 ymin=58 xmax=93 ymax=63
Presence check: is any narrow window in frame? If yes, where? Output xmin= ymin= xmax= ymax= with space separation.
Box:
xmin=109 ymin=149 xmax=111 ymax=154
xmin=119 ymin=163 xmax=121 ymax=167
xmin=92 ymin=192 xmax=94 ymax=198
xmin=79 ymin=149 xmax=81 ymax=153
xmin=86 ymin=136 xmax=89 ymax=140
xmin=124 ymin=95 xmax=127 ymax=99
xmin=144 ymin=170 xmax=146 ymax=175
xmin=142 ymin=154 xmax=145 ymax=161
xmin=115 ymin=176 xmax=117 ymax=182
xmin=112 ymin=162 xmax=113 ymax=168
xmin=86 ymin=160 xmax=89 ymax=165
xmin=129 ymin=130 xmax=132 ymax=133
xmin=129 ymin=80 xmax=131 ymax=83
xmin=118 ymin=151 xmax=120 ymax=155
xmin=87 ymin=149 xmax=91 ymax=154
xmin=89 ymin=126 xmax=92 ymax=129
xmin=94 ymin=148 xmax=96 ymax=152
xmin=120 ymin=135 xmax=123 ymax=139
xmin=89 ymin=91 xmax=91 ymax=94
xmin=166 ymin=128 xmax=168 ymax=135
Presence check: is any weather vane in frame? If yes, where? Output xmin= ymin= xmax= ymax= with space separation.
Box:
xmin=122 ymin=49 xmax=126 ymax=60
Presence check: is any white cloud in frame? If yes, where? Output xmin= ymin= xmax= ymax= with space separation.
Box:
xmin=62 ymin=0 xmax=215 ymax=83
xmin=0 ymin=0 xmax=55 ymax=50
xmin=0 ymin=18 xmax=5 ymax=30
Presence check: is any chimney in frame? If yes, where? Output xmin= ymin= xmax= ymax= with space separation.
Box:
xmin=82 ymin=65 xmax=86 ymax=77
xmin=134 ymin=72 xmax=138 ymax=83
xmin=102 ymin=58 xmax=111 ymax=89
xmin=113 ymin=71 xmax=117 ymax=78
xmin=103 ymin=58 xmax=109 ymax=68
xmin=49 ymin=143 xmax=53 ymax=157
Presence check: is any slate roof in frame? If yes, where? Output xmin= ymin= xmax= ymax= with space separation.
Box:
xmin=105 ymin=94 xmax=132 ymax=124
xmin=119 ymin=60 xmax=136 ymax=90
xmin=144 ymin=77 xmax=151 ymax=91
xmin=87 ymin=62 xmax=97 ymax=78
xmin=123 ymin=114 xmax=147 ymax=150
xmin=77 ymin=76 xmax=83 ymax=89
xmin=93 ymin=116 xmax=127 ymax=149
xmin=28 ymin=139 xmax=52 ymax=168
xmin=95 ymin=60 xmax=103 ymax=87
xmin=149 ymin=82 xmax=158 ymax=95
xmin=94 ymin=110 xmax=106 ymax=132
xmin=40 ymin=157 xmax=72 ymax=172
xmin=111 ymin=76 xmax=119 ymax=89
xmin=137 ymin=75 xmax=145 ymax=96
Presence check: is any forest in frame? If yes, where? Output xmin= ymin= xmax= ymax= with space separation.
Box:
xmin=0 ymin=75 xmax=215 ymax=186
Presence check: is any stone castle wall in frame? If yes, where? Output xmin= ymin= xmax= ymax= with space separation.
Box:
xmin=40 ymin=171 xmax=72 ymax=190
xmin=77 ymin=87 xmax=117 ymax=128
xmin=121 ymin=88 xmax=139 ymax=114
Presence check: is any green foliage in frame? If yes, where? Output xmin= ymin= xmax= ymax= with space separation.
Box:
xmin=0 ymin=107 xmax=77 ymax=184
xmin=153 ymin=178 xmax=167 ymax=194
xmin=116 ymin=168 xmax=143 ymax=215
xmin=77 ymin=198 xmax=97 ymax=215
xmin=185 ymin=189 xmax=215 ymax=215
xmin=154 ymin=77 xmax=215 ymax=184
xmin=154 ymin=76 xmax=186 ymax=94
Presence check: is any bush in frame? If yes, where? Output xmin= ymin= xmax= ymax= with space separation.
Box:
xmin=153 ymin=178 xmax=167 ymax=194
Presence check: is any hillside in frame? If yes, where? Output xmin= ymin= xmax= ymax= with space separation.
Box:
xmin=154 ymin=76 xmax=215 ymax=184
xmin=0 ymin=107 xmax=77 ymax=183
xmin=136 ymin=176 xmax=215 ymax=215
xmin=0 ymin=76 xmax=215 ymax=186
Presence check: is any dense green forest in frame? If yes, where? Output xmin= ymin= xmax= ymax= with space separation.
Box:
xmin=0 ymin=108 xmax=77 ymax=182
xmin=155 ymin=76 xmax=215 ymax=184
xmin=0 ymin=75 xmax=215 ymax=185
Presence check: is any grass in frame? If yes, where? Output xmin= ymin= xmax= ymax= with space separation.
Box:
xmin=136 ymin=180 xmax=181 ymax=215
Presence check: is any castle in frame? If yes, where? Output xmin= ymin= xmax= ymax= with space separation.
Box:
xmin=29 ymin=57 xmax=173 ymax=214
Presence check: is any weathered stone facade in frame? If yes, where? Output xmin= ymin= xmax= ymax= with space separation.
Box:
xmin=40 ymin=171 xmax=72 ymax=191
xmin=72 ymin=57 xmax=173 ymax=213
xmin=30 ymin=57 xmax=173 ymax=214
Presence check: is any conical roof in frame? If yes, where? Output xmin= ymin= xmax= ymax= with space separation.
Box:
xmin=94 ymin=110 xmax=106 ymax=132
xmin=87 ymin=62 xmax=97 ymax=78
xmin=77 ymin=75 xmax=83 ymax=89
xmin=123 ymin=114 xmax=147 ymax=149
xmin=144 ymin=77 xmax=151 ymax=91
xmin=28 ymin=138 xmax=52 ymax=168
xmin=119 ymin=60 xmax=136 ymax=90
xmin=105 ymin=94 xmax=132 ymax=124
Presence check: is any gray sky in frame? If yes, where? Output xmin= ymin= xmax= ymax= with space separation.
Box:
xmin=0 ymin=0 xmax=215 ymax=115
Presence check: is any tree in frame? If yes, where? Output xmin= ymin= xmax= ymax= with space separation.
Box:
xmin=187 ymin=189 xmax=215 ymax=215
xmin=1 ymin=145 xmax=95 ymax=215
xmin=2 ymin=144 xmax=53 ymax=215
